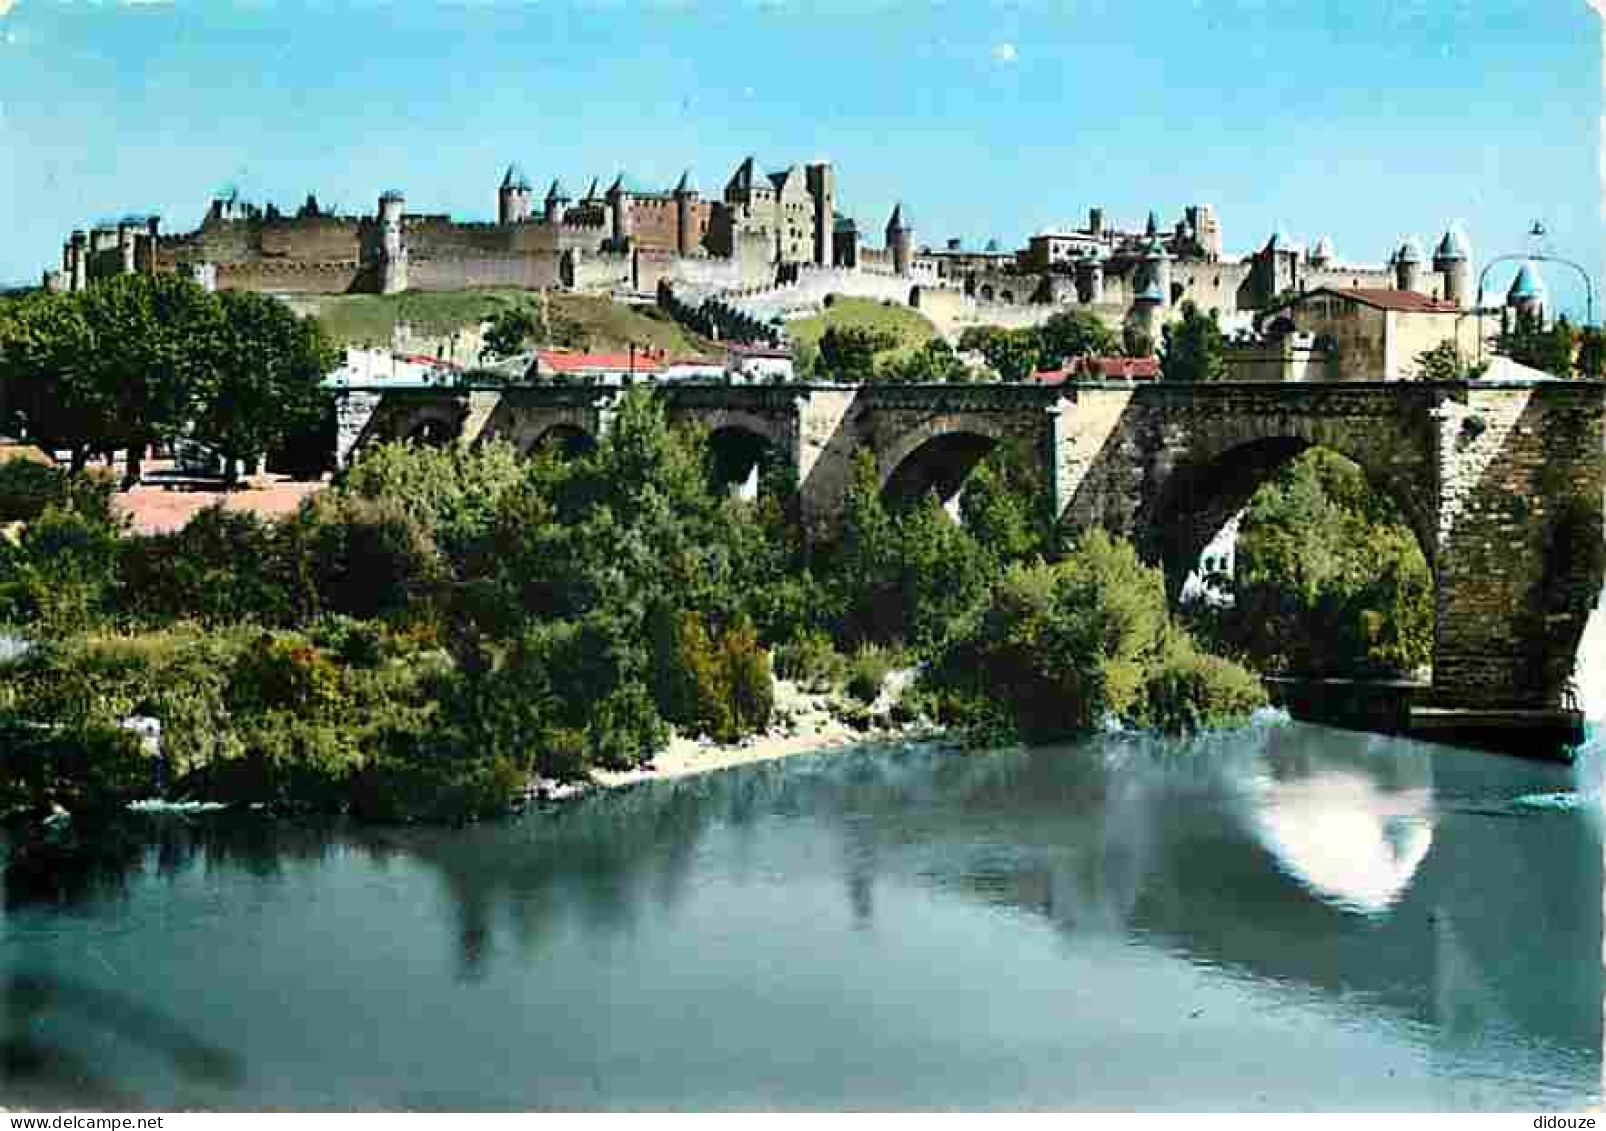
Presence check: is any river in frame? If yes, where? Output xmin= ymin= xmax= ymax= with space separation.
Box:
xmin=0 ymin=717 xmax=1599 ymax=1111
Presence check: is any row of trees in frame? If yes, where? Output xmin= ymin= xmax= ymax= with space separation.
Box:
xmin=0 ymin=275 xmax=338 ymax=484
xmin=0 ymin=387 xmax=1272 ymax=822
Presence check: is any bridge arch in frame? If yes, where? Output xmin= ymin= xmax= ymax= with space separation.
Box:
xmin=369 ymin=403 xmax=464 ymax=451
xmin=529 ymin=422 xmax=598 ymax=459
xmin=1138 ymin=432 xmax=1439 ymax=603
xmin=877 ymin=415 xmax=1017 ymax=511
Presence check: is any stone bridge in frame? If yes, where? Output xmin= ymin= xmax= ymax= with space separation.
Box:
xmin=337 ymin=378 xmax=1606 ymax=721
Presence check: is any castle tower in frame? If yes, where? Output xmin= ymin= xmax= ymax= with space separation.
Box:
xmin=1394 ymin=236 xmax=1424 ymax=294
xmin=1187 ymin=204 xmax=1222 ymax=261
xmin=673 ymin=170 xmax=699 ymax=257
xmin=1507 ymin=260 xmax=1548 ymax=323
xmin=886 ymin=203 xmax=913 ymax=277
xmin=143 ymin=216 xmax=161 ymax=274
xmin=805 ymin=161 xmax=835 ymax=267
xmin=545 ymin=178 xmax=570 ymax=224
xmin=1075 ymin=252 xmax=1106 ymax=304
xmin=607 ymin=174 xmax=634 ymax=250
xmin=1260 ymin=224 xmax=1300 ymax=300
xmin=499 ymin=164 xmax=533 ymax=225
xmin=1143 ymin=237 xmax=1172 ymax=306
xmin=69 ymin=230 xmax=87 ymax=292
xmin=116 ymin=220 xmax=137 ymax=275
xmin=377 ymin=190 xmax=408 ymax=295
xmin=1432 ymin=224 xmax=1471 ymax=307
xmin=1145 ymin=210 xmax=1159 ymax=239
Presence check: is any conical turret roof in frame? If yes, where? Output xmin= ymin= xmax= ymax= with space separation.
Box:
xmin=887 ymin=202 xmax=909 ymax=232
xmin=502 ymin=164 xmax=532 ymax=191
xmin=1434 ymin=224 xmax=1470 ymax=262
xmin=1311 ymin=235 xmax=1335 ymax=261
xmin=727 ymin=156 xmax=757 ymax=195
xmin=1396 ymin=235 xmax=1425 ymax=264
xmin=1507 ymin=260 xmax=1548 ymax=304
xmin=546 ymin=178 xmax=570 ymax=201
xmin=674 ymin=169 xmax=698 ymax=196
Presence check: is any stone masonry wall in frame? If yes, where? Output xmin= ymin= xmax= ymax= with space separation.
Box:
xmin=1431 ymin=383 xmax=1606 ymax=706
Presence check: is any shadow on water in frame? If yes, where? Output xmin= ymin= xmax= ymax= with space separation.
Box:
xmin=1 ymin=972 xmax=243 ymax=1110
xmin=1 ymin=722 xmax=1598 ymax=1107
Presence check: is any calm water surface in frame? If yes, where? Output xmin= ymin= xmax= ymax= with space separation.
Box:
xmin=2 ymin=718 xmax=1600 ymax=1110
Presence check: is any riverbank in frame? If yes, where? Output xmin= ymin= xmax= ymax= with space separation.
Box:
xmin=583 ymin=673 xmax=938 ymax=794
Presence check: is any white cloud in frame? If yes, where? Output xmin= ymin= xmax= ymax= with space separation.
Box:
xmin=990 ymin=41 xmax=1018 ymax=64
xmin=0 ymin=1 xmax=15 ymax=18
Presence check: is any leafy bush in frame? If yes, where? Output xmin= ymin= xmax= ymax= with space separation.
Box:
xmin=773 ymin=628 xmax=847 ymax=692
xmin=335 ymin=440 xmax=525 ymax=569
xmin=922 ymin=531 xmax=1257 ymax=743
xmin=652 ymin=608 xmax=773 ymax=743
xmin=845 ymin=643 xmax=894 ymax=704
xmin=0 ymin=719 xmax=150 ymax=817
xmin=0 ymin=503 xmax=122 ymax=633
xmin=118 ymin=505 xmax=294 ymax=627
xmin=1138 ymin=632 xmax=1267 ymax=735
xmin=0 ymin=458 xmax=69 ymax=523
xmin=282 ymin=492 xmax=446 ymax=621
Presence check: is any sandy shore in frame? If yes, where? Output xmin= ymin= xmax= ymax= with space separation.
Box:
xmin=586 ymin=674 xmax=935 ymax=793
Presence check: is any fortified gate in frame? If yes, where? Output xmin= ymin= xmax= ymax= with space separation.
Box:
xmin=337 ymin=378 xmax=1606 ymax=732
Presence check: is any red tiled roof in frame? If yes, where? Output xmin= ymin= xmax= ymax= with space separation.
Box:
xmin=535 ymin=349 xmax=667 ymax=374
xmin=1033 ymin=356 xmax=1160 ymax=384
xmin=394 ymin=353 xmax=463 ymax=370
xmin=1290 ymin=287 xmax=1460 ymax=314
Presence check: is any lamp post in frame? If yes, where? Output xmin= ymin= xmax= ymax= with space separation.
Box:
xmin=1475 ymin=250 xmax=1597 ymax=365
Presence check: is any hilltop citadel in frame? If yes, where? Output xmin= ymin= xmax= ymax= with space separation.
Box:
xmin=43 ymin=154 xmax=1492 ymax=356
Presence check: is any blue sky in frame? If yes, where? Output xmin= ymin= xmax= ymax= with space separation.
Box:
xmin=1 ymin=0 xmax=1601 ymax=315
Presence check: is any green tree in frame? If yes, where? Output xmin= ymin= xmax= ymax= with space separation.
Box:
xmin=877 ymin=338 xmax=971 ymax=384
xmin=1414 ymin=340 xmax=1470 ymax=381
xmin=0 ymin=290 xmax=107 ymax=469
xmin=1577 ymin=326 xmax=1606 ymax=378
xmin=481 ymin=302 xmax=546 ymax=361
xmin=818 ymin=325 xmax=897 ymax=382
xmin=974 ymin=328 xmax=1042 ymax=382
xmin=1037 ymin=310 xmax=1118 ymax=367
xmin=1501 ymin=309 xmax=1576 ymax=376
xmin=190 ymin=290 xmax=339 ymax=485
xmin=1215 ymin=448 xmax=1433 ymax=676
xmin=76 ymin=273 xmax=222 ymax=485
xmin=1160 ymin=301 xmax=1227 ymax=382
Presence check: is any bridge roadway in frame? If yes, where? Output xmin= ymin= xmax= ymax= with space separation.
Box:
xmin=336 ymin=377 xmax=1606 ymax=745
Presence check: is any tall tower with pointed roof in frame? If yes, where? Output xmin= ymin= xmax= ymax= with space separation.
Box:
xmin=1507 ymin=260 xmax=1548 ymax=323
xmin=545 ymin=178 xmax=570 ymax=224
xmin=1394 ymin=236 xmax=1425 ymax=294
xmin=1432 ymin=225 xmax=1471 ymax=307
xmin=499 ymin=164 xmax=533 ymax=225
xmin=886 ymin=203 xmax=913 ymax=277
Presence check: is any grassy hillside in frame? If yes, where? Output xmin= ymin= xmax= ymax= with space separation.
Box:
xmin=290 ymin=290 xmax=719 ymax=356
xmin=785 ymin=295 xmax=939 ymax=365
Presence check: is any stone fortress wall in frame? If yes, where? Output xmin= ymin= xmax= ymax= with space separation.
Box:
xmin=42 ymin=160 xmax=1482 ymax=365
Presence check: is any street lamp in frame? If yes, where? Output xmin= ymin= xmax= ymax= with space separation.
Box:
xmin=1475 ymin=249 xmax=1597 ymax=365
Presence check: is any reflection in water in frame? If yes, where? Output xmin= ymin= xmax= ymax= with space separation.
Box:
xmin=0 ymin=721 xmax=1598 ymax=1110
xmin=1247 ymin=742 xmax=1435 ymax=915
